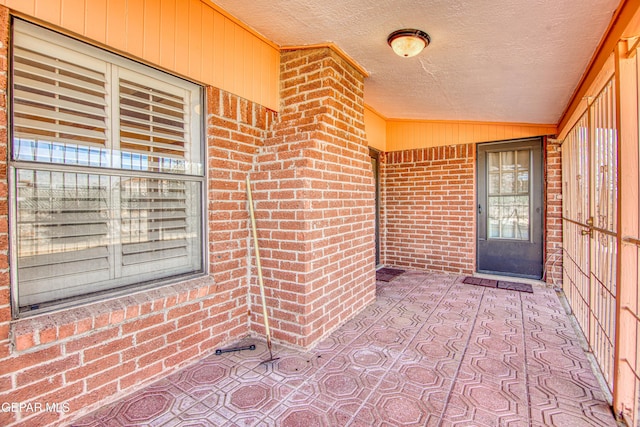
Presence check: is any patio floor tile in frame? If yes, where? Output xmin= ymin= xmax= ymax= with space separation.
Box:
xmin=73 ymin=271 xmax=617 ymax=426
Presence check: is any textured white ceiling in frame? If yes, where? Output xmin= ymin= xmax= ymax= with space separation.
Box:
xmin=211 ymin=0 xmax=620 ymax=124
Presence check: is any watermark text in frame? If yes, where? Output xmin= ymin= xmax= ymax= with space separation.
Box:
xmin=1 ymin=402 xmax=70 ymax=413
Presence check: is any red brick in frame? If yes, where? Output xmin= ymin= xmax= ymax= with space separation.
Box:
xmin=39 ymin=381 xmax=84 ymax=410
xmin=167 ymin=302 xmax=201 ymax=320
xmin=16 ymin=354 xmax=80 ymax=387
xmin=38 ymin=327 xmax=57 ymax=345
xmin=67 ymin=382 xmax=118 ymax=415
xmin=65 ymin=328 xmax=119 ymax=354
xmin=57 ymin=322 xmax=76 ymax=340
xmin=139 ymin=343 xmax=178 ymax=367
xmin=65 ymin=353 xmax=120 ymax=384
xmin=167 ymin=323 xmax=200 ymax=344
xmin=110 ymin=309 xmax=125 ymax=324
xmin=76 ymin=317 xmax=92 ymax=334
xmin=125 ymin=304 xmax=140 ymax=319
xmin=15 ymin=410 xmax=61 ymax=427
xmin=121 ymin=313 xmax=165 ymax=335
xmin=86 ymin=360 xmax=135 ymax=391
xmin=5 ymin=344 xmax=62 ymax=372
xmin=15 ymin=331 xmax=35 ymax=351
xmin=0 ymin=409 xmax=16 ymax=426
xmin=8 ymin=375 xmax=63 ymax=402
xmin=136 ymin=322 xmax=176 ymax=343
xmin=120 ymin=361 xmax=163 ymax=390
xmin=83 ymin=336 xmax=133 ymax=362
xmin=122 ymin=336 xmax=164 ymax=362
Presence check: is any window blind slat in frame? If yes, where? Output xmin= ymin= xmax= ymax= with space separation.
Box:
xmin=32 ymin=223 xmax=109 ymax=239
xmin=14 ymin=62 xmax=106 ymax=97
xmin=122 ymin=239 xmax=188 ymax=255
xmin=120 ymin=125 xmax=186 ymax=144
xmin=14 ymin=117 xmax=107 ymax=141
xmin=125 ymin=201 xmax=187 ymax=211
xmin=120 ymin=116 xmax=185 ymax=138
xmin=14 ymin=74 xmax=107 ymax=107
xmin=121 ymin=247 xmax=188 ymax=266
xmin=20 ymin=257 xmax=110 ymax=282
xmin=119 ymin=136 xmax=186 ymax=154
xmin=14 ymin=89 xmax=106 ymax=117
xmin=122 ymin=220 xmax=186 ymax=232
xmin=119 ymin=93 xmax=185 ymax=116
xmin=120 ymin=103 xmax=187 ymax=124
xmin=18 ymin=246 xmax=109 ymax=268
xmin=23 ymin=212 xmax=106 ymax=225
xmin=14 ymin=46 xmax=107 ymax=83
xmin=120 ymin=82 xmax=184 ymax=112
xmin=15 ymin=103 xmax=107 ymax=130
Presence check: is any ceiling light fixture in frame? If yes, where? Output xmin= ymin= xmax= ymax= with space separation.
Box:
xmin=387 ymin=29 xmax=430 ymax=58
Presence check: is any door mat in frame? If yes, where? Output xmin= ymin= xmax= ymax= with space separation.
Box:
xmin=376 ymin=268 xmax=405 ymax=282
xmin=462 ymin=276 xmax=533 ymax=293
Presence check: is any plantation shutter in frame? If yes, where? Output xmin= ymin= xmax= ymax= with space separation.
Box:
xmin=12 ymin=33 xmax=109 ymax=163
xmin=15 ymin=171 xmax=113 ymax=306
xmin=13 ymin=25 xmax=113 ymax=306
xmin=117 ymin=70 xmax=200 ymax=280
xmin=120 ymin=178 xmax=198 ymax=278
xmin=12 ymin=20 xmax=204 ymax=311
xmin=118 ymin=77 xmax=188 ymax=172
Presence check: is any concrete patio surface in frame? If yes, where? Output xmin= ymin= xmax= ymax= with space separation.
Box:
xmin=73 ymin=271 xmax=618 ymax=426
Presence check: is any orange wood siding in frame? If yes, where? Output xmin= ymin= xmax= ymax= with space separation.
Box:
xmin=386 ymin=120 xmax=557 ymax=151
xmin=3 ymin=0 xmax=280 ymax=111
xmin=364 ymin=105 xmax=386 ymax=151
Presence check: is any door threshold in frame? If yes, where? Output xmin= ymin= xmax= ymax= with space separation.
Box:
xmin=472 ymin=272 xmax=547 ymax=287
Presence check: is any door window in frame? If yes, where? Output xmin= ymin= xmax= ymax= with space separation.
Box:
xmin=487 ymin=150 xmax=531 ymax=240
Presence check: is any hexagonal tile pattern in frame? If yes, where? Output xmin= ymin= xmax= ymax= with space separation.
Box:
xmin=229 ymin=384 xmax=270 ymax=410
xmin=380 ymin=395 xmax=424 ymax=425
xmin=73 ymin=271 xmax=617 ymax=427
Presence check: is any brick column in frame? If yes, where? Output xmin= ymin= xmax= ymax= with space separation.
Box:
xmin=544 ymin=137 xmax=563 ymax=285
xmin=250 ymin=47 xmax=376 ymax=348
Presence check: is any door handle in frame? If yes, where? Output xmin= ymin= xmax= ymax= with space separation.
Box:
xmin=581 ymin=229 xmax=593 ymax=238
xmin=478 ymin=204 xmax=482 ymax=215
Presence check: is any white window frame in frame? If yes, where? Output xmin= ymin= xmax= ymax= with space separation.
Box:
xmin=9 ymin=20 xmax=207 ymax=316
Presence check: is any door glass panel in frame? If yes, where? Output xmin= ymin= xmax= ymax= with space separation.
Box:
xmin=487 ymin=149 xmax=531 ymax=240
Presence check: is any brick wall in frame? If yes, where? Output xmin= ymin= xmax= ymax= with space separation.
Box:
xmin=0 ymin=36 xmax=375 ymax=425
xmin=382 ymin=144 xmax=476 ymax=274
xmin=544 ymin=137 xmax=563 ymax=285
xmin=382 ymin=139 xmax=559 ymax=283
xmin=0 ymin=11 xmax=274 ymax=421
xmin=249 ymin=47 xmax=376 ymax=348
xmin=0 ymin=5 xmax=10 ymax=405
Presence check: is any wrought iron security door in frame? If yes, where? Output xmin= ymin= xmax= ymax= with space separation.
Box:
xmin=562 ymin=79 xmax=618 ymax=395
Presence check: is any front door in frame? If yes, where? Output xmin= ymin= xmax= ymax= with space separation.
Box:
xmin=477 ymin=138 xmax=543 ymax=279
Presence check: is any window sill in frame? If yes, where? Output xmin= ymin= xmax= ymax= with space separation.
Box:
xmin=10 ymin=274 xmax=215 ymax=352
